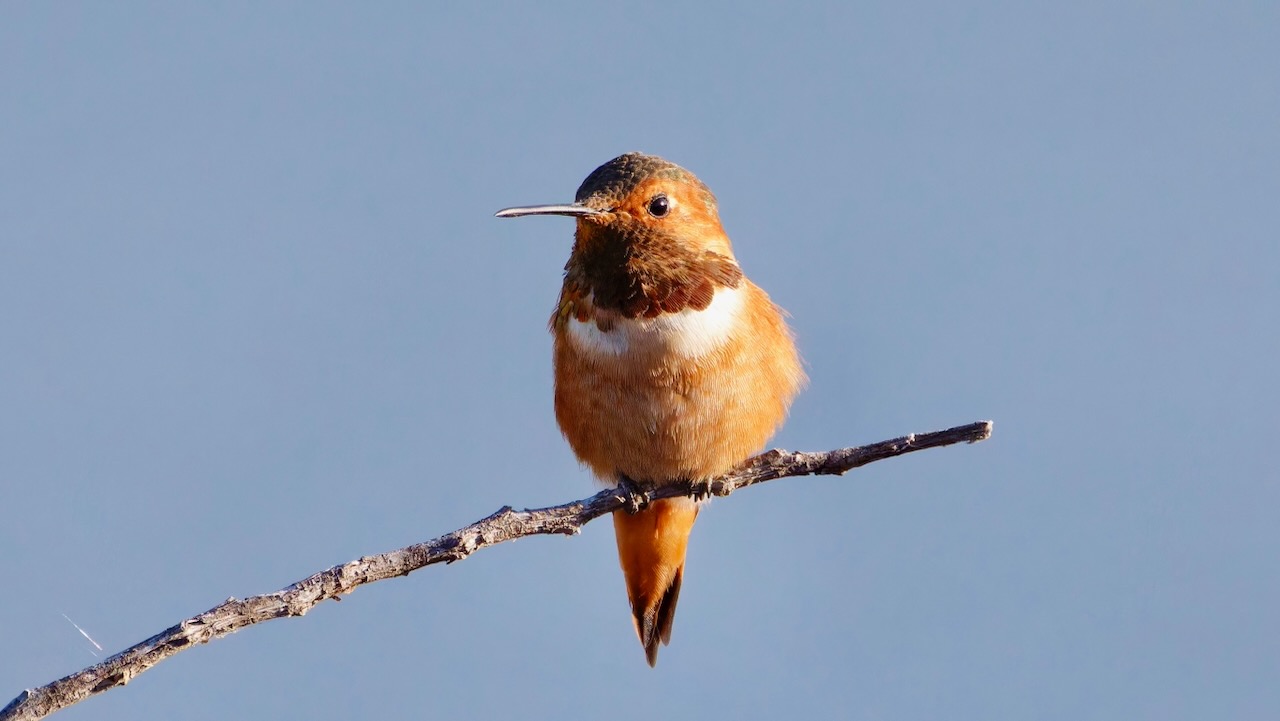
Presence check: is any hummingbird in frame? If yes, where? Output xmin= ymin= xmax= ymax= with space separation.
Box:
xmin=496 ymin=153 xmax=804 ymax=666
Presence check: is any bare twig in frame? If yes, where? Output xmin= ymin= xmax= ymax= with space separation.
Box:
xmin=2 ymin=420 xmax=992 ymax=721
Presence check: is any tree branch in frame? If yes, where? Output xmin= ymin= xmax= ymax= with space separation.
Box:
xmin=2 ymin=420 xmax=992 ymax=721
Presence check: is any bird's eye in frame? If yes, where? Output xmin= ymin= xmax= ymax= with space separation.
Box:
xmin=646 ymin=194 xmax=670 ymax=218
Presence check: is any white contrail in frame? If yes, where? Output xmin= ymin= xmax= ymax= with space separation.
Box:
xmin=62 ymin=614 xmax=103 ymax=656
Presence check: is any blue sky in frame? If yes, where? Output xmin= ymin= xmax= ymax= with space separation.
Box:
xmin=2 ymin=3 xmax=1277 ymax=719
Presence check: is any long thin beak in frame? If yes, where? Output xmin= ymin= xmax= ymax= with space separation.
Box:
xmin=494 ymin=203 xmax=603 ymax=219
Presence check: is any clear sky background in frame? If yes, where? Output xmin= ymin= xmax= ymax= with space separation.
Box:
xmin=2 ymin=3 xmax=1276 ymax=720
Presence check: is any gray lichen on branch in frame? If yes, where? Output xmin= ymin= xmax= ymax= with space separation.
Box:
xmin=1 ymin=420 xmax=992 ymax=721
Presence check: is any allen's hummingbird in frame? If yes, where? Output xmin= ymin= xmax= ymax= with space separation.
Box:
xmin=496 ymin=153 xmax=804 ymax=666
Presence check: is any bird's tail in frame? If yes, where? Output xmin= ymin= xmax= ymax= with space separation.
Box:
xmin=612 ymin=496 xmax=700 ymax=666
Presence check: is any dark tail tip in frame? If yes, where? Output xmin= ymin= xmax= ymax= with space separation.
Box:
xmin=636 ymin=566 xmax=684 ymax=667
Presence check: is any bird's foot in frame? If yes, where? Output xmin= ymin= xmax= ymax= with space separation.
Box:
xmin=690 ymin=477 xmax=717 ymax=502
xmin=616 ymin=475 xmax=651 ymax=514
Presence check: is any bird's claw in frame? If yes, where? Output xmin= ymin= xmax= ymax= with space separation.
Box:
xmin=616 ymin=475 xmax=651 ymax=514
xmin=690 ymin=478 xmax=717 ymax=502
